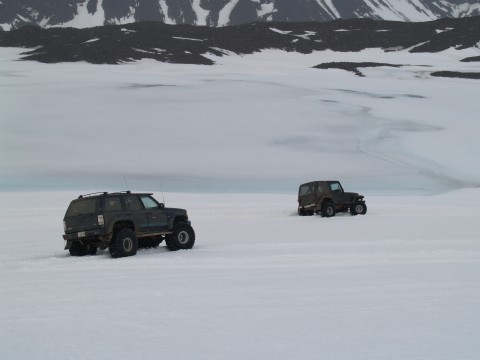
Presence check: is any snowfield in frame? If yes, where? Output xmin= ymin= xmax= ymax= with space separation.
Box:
xmin=1 ymin=190 xmax=480 ymax=360
xmin=1 ymin=46 xmax=480 ymax=359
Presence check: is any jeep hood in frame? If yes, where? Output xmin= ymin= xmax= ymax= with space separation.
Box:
xmin=345 ymin=192 xmax=363 ymax=199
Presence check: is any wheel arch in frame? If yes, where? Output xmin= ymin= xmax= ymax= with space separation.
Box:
xmin=352 ymin=195 xmax=365 ymax=203
xmin=320 ymin=197 xmax=333 ymax=205
xmin=170 ymin=215 xmax=189 ymax=228
xmin=112 ymin=220 xmax=135 ymax=237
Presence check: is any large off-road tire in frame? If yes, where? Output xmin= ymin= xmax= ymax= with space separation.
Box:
xmin=298 ymin=207 xmax=305 ymax=216
xmin=165 ymin=223 xmax=195 ymax=251
xmin=321 ymin=202 xmax=336 ymax=218
xmin=110 ymin=228 xmax=138 ymax=258
xmin=350 ymin=201 xmax=367 ymax=216
xmin=69 ymin=242 xmax=97 ymax=256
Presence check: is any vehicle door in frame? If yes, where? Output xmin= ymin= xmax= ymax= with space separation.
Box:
xmin=329 ymin=182 xmax=346 ymax=204
xmin=139 ymin=195 xmax=168 ymax=232
xmin=124 ymin=195 xmax=150 ymax=236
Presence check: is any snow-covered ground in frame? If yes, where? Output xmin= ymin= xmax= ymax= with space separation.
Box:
xmin=1 ymin=46 xmax=480 ymax=359
xmin=1 ymin=47 xmax=480 ymax=193
xmin=1 ymin=190 xmax=480 ymax=360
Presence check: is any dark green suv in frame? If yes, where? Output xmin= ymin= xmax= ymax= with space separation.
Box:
xmin=63 ymin=191 xmax=195 ymax=258
xmin=298 ymin=181 xmax=367 ymax=217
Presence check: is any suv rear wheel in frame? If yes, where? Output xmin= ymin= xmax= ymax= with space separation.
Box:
xmin=110 ymin=228 xmax=138 ymax=258
xmin=166 ymin=223 xmax=195 ymax=251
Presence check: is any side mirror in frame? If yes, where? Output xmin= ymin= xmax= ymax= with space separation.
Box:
xmin=159 ymin=203 xmax=165 ymax=209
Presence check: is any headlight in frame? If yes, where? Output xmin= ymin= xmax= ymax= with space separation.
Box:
xmin=63 ymin=221 xmax=67 ymax=232
xmin=97 ymin=215 xmax=104 ymax=226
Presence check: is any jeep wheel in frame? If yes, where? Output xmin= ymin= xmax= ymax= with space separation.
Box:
xmin=166 ymin=223 xmax=195 ymax=251
xmin=110 ymin=228 xmax=138 ymax=258
xmin=69 ymin=242 xmax=97 ymax=256
xmin=350 ymin=202 xmax=367 ymax=216
xmin=321 ymin=202 xmax=336 ymax=217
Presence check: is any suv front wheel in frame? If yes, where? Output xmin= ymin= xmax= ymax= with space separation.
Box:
xmin=166 ymin=223 xmax=195 ymax=251
xmin=110 ymin=228 xmax=138 ymax=258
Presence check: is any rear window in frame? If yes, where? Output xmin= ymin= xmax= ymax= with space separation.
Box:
xmin=299 ymin=184 xmax=314 ymax=195
xmin=66 ymin=198 xmax=96 ymax=216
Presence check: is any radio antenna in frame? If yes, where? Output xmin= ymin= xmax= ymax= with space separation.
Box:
xmin=160 ymin=181 xmax=166 ymax=205
xmin=123 ymin=176 xmax=130 ymax=191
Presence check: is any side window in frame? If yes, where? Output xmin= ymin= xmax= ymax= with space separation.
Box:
xmin=125 ymin=196 xmax=143 ymax=211
xmin=140 ymin=195 xmax=160 ymax=210
xmin=104 ymin=197 xmax=123 ymax=211
xmin=318 ymin=183 xmax=329 ymax=193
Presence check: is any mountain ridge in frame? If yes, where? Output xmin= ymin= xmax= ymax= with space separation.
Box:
xmin=1 ymin=0 xmax=480 ymax=31
xmin=1 ymin=16 xmax=479 ymax=65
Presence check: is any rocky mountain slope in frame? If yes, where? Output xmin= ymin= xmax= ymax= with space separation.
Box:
xmin=1 ymin=0 xmax=480 ymax=30
xmin=1 ymin=16 xmax=479 ymax=66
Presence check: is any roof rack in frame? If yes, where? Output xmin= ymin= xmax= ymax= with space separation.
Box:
xmin=78 ymin=192 xmax=108 ymax=199
xmin=77 ymin=190 xmax=154 ymax=199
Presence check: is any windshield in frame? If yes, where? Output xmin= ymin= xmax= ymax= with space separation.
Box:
xmin=140 ymin=195 xmax=160 ymax=209
xmin=65 ymin=198 xmax=96 ymax=216
xmin=330 ymin=182 xmax=343 ymax=192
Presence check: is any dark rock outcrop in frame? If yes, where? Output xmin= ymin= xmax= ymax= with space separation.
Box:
xmin=0 ymin=16 xmax=479 ymax=65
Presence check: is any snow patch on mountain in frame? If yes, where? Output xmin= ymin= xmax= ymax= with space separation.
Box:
xmin=269 ymin=27 xmax=292 ymax=35
xmin=254 ymin=0 xmax=275 ymax=19
xmin=192 ymin=0 xmax=210 ymax=26
xmin=107 ymin=7 xmax=136 ymax=26
xmin=57 ymin=0 xmax=105 ymax=28
xmin=452 ymin=2 xmax=480 ymax=17
xmin=361 ymin=0 xmax=436 ymax=21
xmin=159 ymin=0 xmax=175 ymax=25
xmin=436 ymin=0 xmax=480 ymax=17
xmin=315 ymin=0 xmax=340 ymax=19
xmin=218 ymin=0 xmax=240 ymax=26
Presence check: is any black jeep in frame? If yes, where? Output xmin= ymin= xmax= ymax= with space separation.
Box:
xmin=62 ymin=191 xmax=195 ymax=258
xmin=298 ymin=181 xmax=367 ymax=217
